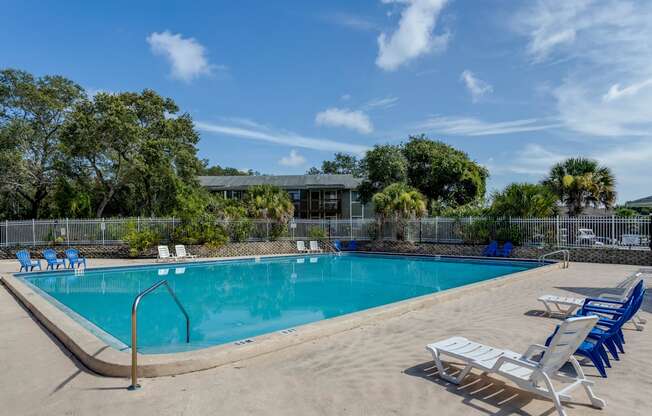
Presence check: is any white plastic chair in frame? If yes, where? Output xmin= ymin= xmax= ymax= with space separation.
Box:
xmin=175 ymin=244 xmax=197 ymax=260
xmin=309 ymin=241 xmax=322 ymax=253
xmin=296 ymin=241 xmax=308 ymax=253
xmin=426 ymin=316 xmax=605 ymax=416
xmin=157 ymin=246 xmax=176 ymax=262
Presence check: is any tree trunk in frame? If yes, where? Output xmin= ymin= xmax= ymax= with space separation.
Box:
xmin=96 ymin=186 xmax=115 ymax=218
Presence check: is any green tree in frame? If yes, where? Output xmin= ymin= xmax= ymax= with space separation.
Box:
xmin=244 ymin=184 xmax=294 ymax=223
xmin=0 ymin=69 xmax=84 ymax=218
xmin=358 ymin=144 xmax=407 ymax=203
xmin=307 ymin=152 xmax=363 ymax=177
xmin=403 ymin=135 xmax=488 ymax=208
xmin=201 ymin=162 xmax=254 ymax=176
xmin=61 ymin=89 xmax=202 ymax=217
xmin=372 ymin=183 xmax=427 ymax=240
xmin=489 ymin=183 xmax=558 ymax=218
xmin=543 ymin=158 xmax=616 ymax=216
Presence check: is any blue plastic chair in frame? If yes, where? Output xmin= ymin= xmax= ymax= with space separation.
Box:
xmin=580 ymin=280 xmax=645 ymax=354
xmin=16 ymin=250 xmax=41 ymax=272
xmin=549 ymin=283 xmax=645 ymax=378
xmin=65 ymin=248 xmax=87 ymax=269
xmin=333 ymin=240 xmax=342 ymax=252
xmin=497 ymin=241 xmax=514 ymax=257
xmin=347 ymin=240 xmax=358 ymax=251
xmin=43 ymin=249 xmax=66 ymax=270
xmin=482 ymin=240 xmax=498 ymax=256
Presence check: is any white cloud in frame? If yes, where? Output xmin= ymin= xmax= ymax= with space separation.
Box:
xmin=278 ymin=149 xmax=306 ymax=167
xmin=603 ymin=79 xmax=652 ymax=102
xmin=325 ymin=13 xmax=378 ymax=31
xmin=460 ymin=70 xmax=493 ymax=102
xmin=147 ymin=31 xmax=213 ymax=81
xmin=376 ymin=0 xmax=450 ymax=71
xmin=315 ymin=108 xmax=374 ymax=134
xmin=362 ymin=96 xmax=399 ymax=110
xmin=515 ymin=1 xmax=652 ymax=137
xmin=416 ymin=116 xmax=561 ymax=136
xmin=196 ymin=120 xmax=369 ymax=154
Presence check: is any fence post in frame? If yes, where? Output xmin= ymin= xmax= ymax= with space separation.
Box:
xmin=350 ymin=216 xmax=353 ymax=241
xmin=5 ymin=219 xmax=8 ymax=247
xmin=435 ymin=216 xmax=439 ymax=243
xmin=66 ymin=218 xmax=70 ymax=246
xmin=32 ymin=219 xmax=36 ymax=246
xmin=611 ymin=216 xmax=615 ymax=244
xmin=137 ymin=216 xmax=141 ymax=232
xmin=102 ymin=218 xmax=105 ymax=246
xmin=556 ymin=216 xmax=560 ymax=248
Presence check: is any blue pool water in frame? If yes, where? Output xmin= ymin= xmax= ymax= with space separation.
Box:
xmin=21 ymin=254 xmax=539 ymax=353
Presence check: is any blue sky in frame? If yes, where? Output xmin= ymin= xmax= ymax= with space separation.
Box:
xmin=3 ymin=0 xmax=651 ymax=202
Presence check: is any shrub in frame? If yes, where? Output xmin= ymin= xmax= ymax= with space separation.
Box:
xmin=228 ymin=219 xmax=253 ymax=242
xmin=172 ymin=221 xmax=228 ymax=248
xmin=308 ymin=226 xmax=327 ymax=240
xmin=124 ymin=225 xmax=160 ymax=257
xmin=269 ymin=222 xmax=288 ymax=241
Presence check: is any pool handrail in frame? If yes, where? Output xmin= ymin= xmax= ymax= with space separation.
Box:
xmin=129 ymin=279 xmax=190 ymax=390
xmin=538 ymin=249 xmax=570 ymax=269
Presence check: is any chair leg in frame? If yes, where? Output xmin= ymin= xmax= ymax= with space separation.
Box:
xmin=569 ymin=357 xmax=606 ymax=409
xmin=428 ymin=348 xmax=471 ymax=384
xmin=597 ymin=346 xmax=611 ymax=368
xmin=603 ymin=339 xmax=619 ymax=360
xmin=590 ymin=350 xmax=608 ymax=378
xmin=540 ymin=373 xmax=568 ymax=416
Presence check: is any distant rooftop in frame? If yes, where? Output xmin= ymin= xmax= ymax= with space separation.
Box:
xmin=626 ymin=195 xmax=652 ymax=208
xmin=198 ymin=174 xmax=363 ymax=190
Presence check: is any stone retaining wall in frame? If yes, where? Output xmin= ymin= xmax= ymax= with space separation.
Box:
xmin=0 ymin=241 xmax=334 ymax=260
xmin=2 ymin=240 xmax=649 ymax=266
xmin=356 ymin=241 xmax=652 ymax=266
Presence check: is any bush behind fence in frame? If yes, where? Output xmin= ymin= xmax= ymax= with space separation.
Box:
xmin=0 ymin=216 xmax=650 ymax=250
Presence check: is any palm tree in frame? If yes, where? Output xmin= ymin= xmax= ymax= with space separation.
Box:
xmin=543 ymin=158 xmax=616 ymax=216
xmin=489 ymin=183 xmax=558 ymax=218
xmin=372 ymin=183 xmax=427 ymax=240
xmin=244 ymin=184 xmax=294 ymax=223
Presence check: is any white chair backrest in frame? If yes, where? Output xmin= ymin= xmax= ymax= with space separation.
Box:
xmin=175 ymin=245 xmax=187 ymax=258
xmin=309 ymin=241 xmax=319 ymax=250
xmin=538 ymin=316 xmax=598 ymax=374
xmin=623 ymin=276 xmax=645 ymax=298
xmin=297 ymin=241 xmax=306 ymax=251
xmin=158 ymin=245 xmax=170 ymax=258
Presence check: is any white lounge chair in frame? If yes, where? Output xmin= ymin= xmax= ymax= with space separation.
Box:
xmin=175 ymin=244 xmax=197 ymax=260
xmin=309 ymin=241 xmax=322 ymax=253
xmin=426 ymin=316 xmax=605 ymax=416
xmin=157 ymin=245 xmax=176 ymax=262
xmin=296 ymin=241 xmax=308 ymax=253
xmin=538 ymin=273 xmax=647 ymax=330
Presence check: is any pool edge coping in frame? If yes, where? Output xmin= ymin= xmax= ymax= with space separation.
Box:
xmin=0 ymin=254 xmax=562 ymax=378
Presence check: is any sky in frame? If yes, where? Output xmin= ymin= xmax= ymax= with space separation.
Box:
xmin=2 ymin=0 xmax=651 ymax=203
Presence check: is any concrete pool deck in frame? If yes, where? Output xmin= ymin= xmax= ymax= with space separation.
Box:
xmin=1 ymin=258 xmax=650 ymax=415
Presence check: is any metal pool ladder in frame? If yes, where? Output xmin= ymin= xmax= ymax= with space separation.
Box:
xmin=538 ymin=249 xmax=570 ymax=269
xmin=128 ymin=280 xmax=190 ymax=390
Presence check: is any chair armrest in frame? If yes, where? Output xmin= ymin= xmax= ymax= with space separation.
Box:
xmin=584 ymin=297 xmax=625 ymax=306
xmin=523 ymin=344 xmax=548 ymax=361
xmin=492 ymin=355 xmax=537 ymax=372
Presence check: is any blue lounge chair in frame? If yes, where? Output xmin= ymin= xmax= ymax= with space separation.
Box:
xmin=497 ymin=241 xmax=514 ymax=257
xmin=43 ymin=248 xmax=66 ymax=270
xmin=482 ymin=240 xmax=498 ymax=256
xmin=347 ymin=240 xmax=358 ymax=251
xmin=65 ymin=248 xmax=87 ymax=269
xmin=333 ymin=240 xmax=342 ymax=252
xmin=547 ymin=281 xmax=646 ymax=378
xmin=16 ymin=250 xmax=41 ymax=272
xmin=579 ymin=280 xmax=645 ymax=354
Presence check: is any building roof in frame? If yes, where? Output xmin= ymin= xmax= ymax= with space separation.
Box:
xmin=626 ymin=195 xmax=652 ymax=208
xmin=198 ymin=174 xmax=363 ymax=190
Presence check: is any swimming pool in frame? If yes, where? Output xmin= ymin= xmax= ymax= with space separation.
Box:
xmin=20 ymin=254 xmax=541 ymax=354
